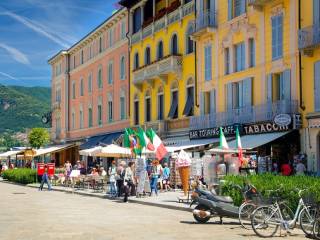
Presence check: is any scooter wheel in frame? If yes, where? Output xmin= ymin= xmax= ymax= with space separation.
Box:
xmin=193 ymin=205 xmax=211 ymax=223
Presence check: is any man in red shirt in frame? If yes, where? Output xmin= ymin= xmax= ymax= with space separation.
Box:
xmin=281 ymin=163 xmax=292 ymax=176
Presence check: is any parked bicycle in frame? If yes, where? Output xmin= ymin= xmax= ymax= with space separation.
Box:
xmin=251 ymin=188 xmax=317 ymax=238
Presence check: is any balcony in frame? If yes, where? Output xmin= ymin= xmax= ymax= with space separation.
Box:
xmin=133 ymin=55 xmax=182 ymax=86
xmin=298 ymin=24 xmax=320 ymax=56
xmin=192 ymin=10 xmax=217 ymax=38
xmin=190 ymin=100 xmax=299 ymax=130
xmin=248 ymin=0 xmax=272 ymax=10
xmin=131 ymin=1 xmax=195 ymax=44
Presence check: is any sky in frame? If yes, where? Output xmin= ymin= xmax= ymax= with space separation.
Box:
xmin=0 ymin=0 xmax=119 ymax=87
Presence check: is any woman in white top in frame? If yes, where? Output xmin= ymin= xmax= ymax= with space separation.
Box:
xmin=108 ymin=160 xmax=117 ymax=197
xmin=123 ymin=162 xmax=135 ymax=202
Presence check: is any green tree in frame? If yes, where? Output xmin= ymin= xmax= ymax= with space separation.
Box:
xmin=28 ymin=128 xmax=50 ymax=149
xmin=0 ymin=133 xmax=23 ymax=150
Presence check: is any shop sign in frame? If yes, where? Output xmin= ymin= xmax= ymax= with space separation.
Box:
xmin=273 ymin=114 xmax=291 ymax=127
xmin=189 ymin=124 xmax=239 ymax=140
xmin=243 ymin=122 xmax=289 ymax=135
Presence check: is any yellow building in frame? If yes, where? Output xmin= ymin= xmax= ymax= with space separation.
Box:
xmin=119 ymin=0 xmax=201 ymax=145
xmin=190 ymin=0 xmax=302 ymax=169
xmin=299 ymin=0 xmax=320 ymax=173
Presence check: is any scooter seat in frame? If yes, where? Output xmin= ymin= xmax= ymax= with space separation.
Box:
xmin=209 ymin=195 xmax=233 ymax=204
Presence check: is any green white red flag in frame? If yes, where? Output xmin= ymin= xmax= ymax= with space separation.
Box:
xmin=236 ymin=127 xmax=243 ymax=165
xmin=219 ymin=127 xmax=229 ymax=149
xmin=141 ymin=128 xmax=155 ymax=151
xmin=146 ymin=128 xmax=167 ymax=160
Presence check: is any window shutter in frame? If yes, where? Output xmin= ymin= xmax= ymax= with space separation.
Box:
xmin=199 ymin=0 xmax=204 ymax=16
xmin=200 ymin=92 xmax=205 ymax=115
xmin=315 ymin=61 xmax=320 ymax=111
xmin=271 ymin=17 xmax=276 ymax=60
xmin=241 ymin=0 xmax=246 ymax=15
xmin=283 ymin=69 xmax=291 ymax=101
xmin=210 ymin=89 xmax=216 ymax=114
xmin=314 ymin=0 xmax=320 ymax=25
xmin=243 ymin=78 xmax=252 ymax=107
xmin=278 ymin=15 xmax=283 ymax=58
xmin=226 ymin=83 xmax=233 ymax=110
xmin=267 ymin=74 xmax=272 ymax=102
xmin=228 ymin=0 xmax=233 ymax=20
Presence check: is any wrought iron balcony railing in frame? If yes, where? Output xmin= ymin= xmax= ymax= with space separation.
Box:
xmin=298 ymin=24 xmax=320 ymax=50
xmin=190 ymin=100 xmax=299 ymax=130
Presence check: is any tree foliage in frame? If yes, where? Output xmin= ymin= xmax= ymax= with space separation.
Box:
xmin=28 ymin=128 xmax=50 ymax=149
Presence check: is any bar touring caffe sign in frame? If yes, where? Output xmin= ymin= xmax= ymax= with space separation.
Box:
xmin=189 ymin=114 xmax=302 ymax=140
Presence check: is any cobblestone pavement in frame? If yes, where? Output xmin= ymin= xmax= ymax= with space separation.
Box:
xmin=0 ymin=182 xmax=307 ymax=240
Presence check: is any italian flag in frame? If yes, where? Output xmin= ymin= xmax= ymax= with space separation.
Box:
xmin=140 ymin=127 xmax=155 ymax=151
xmin=219 ymin=127 xmax=229 ymax=149
xmin=146 ymin=128 xmax=168 ymax=160
xmin=236 ymin=127 xmax=243 ymax=165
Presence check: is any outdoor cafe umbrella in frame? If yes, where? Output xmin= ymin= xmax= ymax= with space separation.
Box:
xmin=94 ymin=144 xmax=132 ymax=158
xmin=79 ymin=146 xmax=102 ymax=156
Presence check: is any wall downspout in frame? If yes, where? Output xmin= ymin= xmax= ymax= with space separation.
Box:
xmin=298 ymin=0 xmax=305 ymax=111
xmin=194 ymin=0 xmax=199 ymax=108
xmin=126 ymin=9 xmax=131 ymax=118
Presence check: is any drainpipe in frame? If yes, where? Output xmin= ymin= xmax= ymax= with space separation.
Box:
xmin=126 ymin=9 xmax=131 ymax=118
xmin=194 ymin=0 xmax=199 ymax=108
xmin=298 ymin=0 xmax=306 ymax=111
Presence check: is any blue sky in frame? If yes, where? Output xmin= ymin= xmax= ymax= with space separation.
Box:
xmin=0 ymin=0 xmax=119 ymax=87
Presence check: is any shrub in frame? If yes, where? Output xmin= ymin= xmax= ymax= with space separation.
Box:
xmin=2 ymin=168 xmax=37 ymax=184
xmin=221 ymin=174 xmax=320 ymax=210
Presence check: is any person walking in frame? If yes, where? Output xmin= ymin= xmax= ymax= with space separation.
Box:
xmin=150 ymin=160 xmax=162 ymax=196
xmin=108 ymin=160 xmax=117 ymax=197
xmin=116 ymin=161 xmax=126 ymax=198
xmin=162 ymin=163 xmax=171 ymax=191
xmin=123 ymin=162 xmax=135 ymax=202
xmin=39 ymin=165 xmax=52 ymax=191
xmin=295 ymin=160 xmax=306 ymax=176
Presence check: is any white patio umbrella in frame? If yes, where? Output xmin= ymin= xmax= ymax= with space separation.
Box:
xmin=94 ymin=144 xmax=132 ymax=158
xmin=79 ymin=146 xmax=102 ymax=156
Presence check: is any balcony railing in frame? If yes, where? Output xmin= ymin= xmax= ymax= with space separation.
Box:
xmin=190 ymin=100 xmax=298 ymax=130
xmin=298 ymin=24 xmax=320 ymax=50
xmin=133 ymin=55 xmax=182 ymax=85
xmin=131 ymin=1 xmax=195 ymax=44
xmin=193 ymin=9 xmax=217 ymax=35
xmin=248 ymin=0 xmax=272 ymax=7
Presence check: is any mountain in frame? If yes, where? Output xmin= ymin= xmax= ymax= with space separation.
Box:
xmin=0 ymin=85 xmax=51 ymax=133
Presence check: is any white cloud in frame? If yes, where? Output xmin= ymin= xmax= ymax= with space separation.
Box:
xmin=0 ymin=43 xmax=30 ymax=65
xmin=0 ymin=71 xmax=18 ymax=80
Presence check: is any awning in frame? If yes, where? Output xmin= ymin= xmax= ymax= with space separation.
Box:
xmin=34 ymin=144 xmax=74 ymax=157
xmin=95 ymin=144 xmax=132 ymax=158
xmin=0 ymin=150 xmax=24 ymax=159
xmin=167 ymin=98 xmax=178 ymax=119
xmin=183 ymin=95 xmax=194 ymax=116
xmin=227 ymin=132 xmax=291 ymax=150
xmin=79 ymin=146 xmax=102 ymax=156
xmin=80 ymin=131 xmax=122 ymax=149
xmin=164 ymin=138 xmax=219 ymax=153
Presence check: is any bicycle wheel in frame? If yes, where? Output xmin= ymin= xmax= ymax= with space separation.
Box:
xmin=251 ymin=206 xmax=280 ymax=238
xmin=300 ymin=206 xmax=317 ymax=236
xmin=239 ymin=202 xmax=256 ymax=229
xmin=313 ymin=217 xmax=320 ymax=239
xmin=278 ymin=202 xmax=295 ymax=228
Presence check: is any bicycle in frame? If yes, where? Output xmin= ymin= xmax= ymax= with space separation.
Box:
xmin=312 ymin=205 xmax=320 ymax=239
xmin=251 ymin=188 xmax=316 ymax=238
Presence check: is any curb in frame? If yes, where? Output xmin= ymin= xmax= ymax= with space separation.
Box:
xmin=0 ymin=180 xmax=191 ymax=212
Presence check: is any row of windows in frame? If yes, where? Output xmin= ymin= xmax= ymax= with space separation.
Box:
xmin=71 ymin=56 xmax=126 ymax=99
xmin=71 ymin=97 xmax=126 ymax=130
xmin=133 ymin=26 xmax=194 ymax=70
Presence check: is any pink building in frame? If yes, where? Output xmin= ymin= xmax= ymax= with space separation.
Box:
xmin=48 ymin=8 xmax=129 ymax=150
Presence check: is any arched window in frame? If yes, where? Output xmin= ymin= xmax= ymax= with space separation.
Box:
xmin=99 ymin=37 xmax=102 ymax=53
xmin=157 ymin=41 xmax=164 ymax=60
xmin=145 ymin=89 xmax=151 ymax=122
xmin=120 ymin=56 xmax=126 ymax=80
xmin=80 ymin=78 xmax=84 ymax=96
xmin=120 ymin=89 xmax=126 ymax=120
xmin=108 ymin=61 xmax=113 ymax=84
xmin=145 ymin=47 xmax=151 ymax=65
xmin=183 ymin=77 xmax=195 ymax=116
xmin=171 ymin=34 xmax=178 ymax=55
xmin=157 ymin=86 xmax=164 ymax=120
xmin=97 ymin=67 xmax=103 ymax=88
xmin=186 ymin=25 xmax=194 ymax=54
xmin=107 ymin=93 xmax=113 ymax=122
xmin=134 ymin=53 xmax=139 ymax=70
xmin=134 ymin=94 xmax=139 ymax=125
xmin=88 ymin=106 xmax=93 ymax=127
xmin=168 ymin=82 xmax=178 ymax=119
xmin=88 ymin=73 xmax=92 ymax=93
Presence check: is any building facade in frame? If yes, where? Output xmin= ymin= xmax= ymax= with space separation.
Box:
xmin=119 ymin=0 xmax=197 ymax=143
xmin=189 ymin=0 xmax=302 ymax=167
xmin=299 ymin=0 xmax=320 ymax=173
xmin=49 ymin=9 xmax=129 ymax=148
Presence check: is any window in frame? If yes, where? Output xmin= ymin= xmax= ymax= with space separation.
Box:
xmin=108 ymin=100 xmax=113 ymax=122
xmin=120 ymin=96 xmax=126 ymax=120
xmin=88 ymin=73 xmax=92 ymax=93
xmin=99 ymin=37 xmax=102 ymax=53
xmin=267 ymin=70 xmax=291 ymax=102
xmin=55 ymin=88 xmax=61 ymax=102
xmin=134 ymin=95 xmax=139 ymax=125
xmin=79 ymin=109 xmax=84 ymax=129
xmin=145 ymin=91 xmax=151 ymax=122
xmin=204 ymin=45 xmax=212 ymax=81
xmin=98 ymin=104 xmax=102 ymax=126
xmin=171 ymin=34 xmax=178 ymax=55
xmin=225 ymin=48 xmax=230 ymax=75
xmin=108 ymin=62 xmax=113 ymax=84
xmin=228 ymin=0 xmax=246 ymax=20
xmin=235 ymin=42 xmax=245 ymax=72
xmin=249 ymin=38 xmax=255 ymax=67
xmin=109 ymin=29 xmax=113 ymax=47
xmin=226 ymin=78 xmax=253 ymax=111
xmin=90 ymin=44 xmax=93 ymax=59
xmin=183 ymin=86 xmax=194 ymax=116
xmin=133 ymin=7 xmax=142 ymax=34
xmin=73 ymin=55 xmax=76 ymax=69
xmin=72 ymin=81 xmax=76 ymax=99
xmin=145 ymin=47 xmax=151 ymax=65
xmin=168 ymin=90 xmax=178 ymax=119
xmin=121 ymin=21 xmax=126 ymax=40
xmin=272 ymin=14 xmax=283 ymax=60
xmin=71 ymin=111 xmax=75 ymax=130
xmin=157 ymin=41 xmax=164 ymax=60
xmin=80 ymin=50 xmax=84 ymax=64
xmin=186 ymin=25 xmax=194 ymax=54
xmin=88 ymin=107 xmax=93 ymax=127
xmin=315 ymin=61 xmax=320 ymax=111
xmin=80 ymin=78 xmax=84 ymax=96
xmin=98 ymin=67 xmax=103 ymax=89
xmin=158 ymin=93 xmax=164 ymax=120
xmin=134 ymin=53 xmax=139 ymax=70
xmin=120 ymin=56 xmax=126 ymax=80
xmin=201 ymin=90 xmax=216 ymax=115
